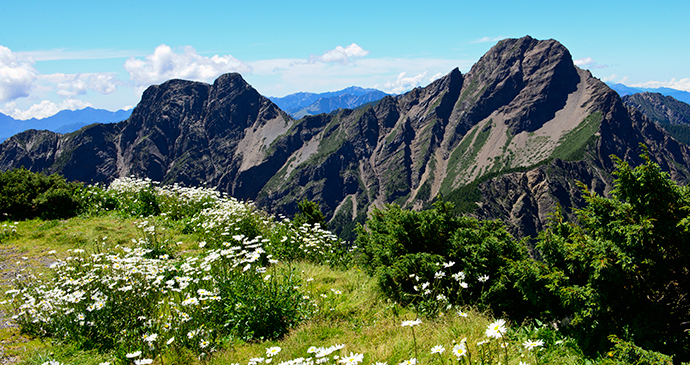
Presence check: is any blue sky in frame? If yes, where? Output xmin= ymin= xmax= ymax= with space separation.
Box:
xmin=1 ymin=0 xmax=688 ymax=119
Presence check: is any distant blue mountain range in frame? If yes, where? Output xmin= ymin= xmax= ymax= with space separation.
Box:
xmin=607 ymin=83 xmax=690 ymax=104
xmin=0 ymin=107 xmax=132 ymax=143
xmin=269 ymin=86 xmax=388 ymax=118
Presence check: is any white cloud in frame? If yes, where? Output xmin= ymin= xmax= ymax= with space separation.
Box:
xmin=384 ymin=71 xmax=428 ymax=94
xmin=472 ymin=36 xmax=504 ymax=44
xmin=0 ymin=45 xmax=38 ymax=103
xmin=47 ymin=73 xmax=119 ymax=97
xmin=574 ymin=57 xmax=595 ymax=67
xmin=124 ymin=44 xmax=252 ymax=90
xmin=600 ymin=74 xmax=618 ymax=82
xmin=630 ymin=78 xmax=690 ymax=92
xmin=429 ymin=72 xmax=445 ymax=83
xmin=318 ymin=43 xmax=370 ymax=64
xmin=573 ymin=57 xmax=607 ymax=69
xmin=3 ymin=98 xmax=92 ymax=120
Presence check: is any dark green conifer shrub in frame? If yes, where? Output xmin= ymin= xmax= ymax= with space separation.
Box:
xmin=0 ymin=168 xmax=85 ymax=220
xmin=356 ymin=201 xmax=532 ymax=319
xmin=532 ymin=151 xmax=690 ymax=359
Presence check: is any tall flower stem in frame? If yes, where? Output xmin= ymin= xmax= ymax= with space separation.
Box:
xmin=503 ymin=340 xmax=509 ymax=365
xmin=411 ymin=327 xmax=419 ymax=361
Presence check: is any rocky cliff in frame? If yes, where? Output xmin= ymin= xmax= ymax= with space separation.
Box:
xmin=2 ymin=36 xmax=690 ymax=239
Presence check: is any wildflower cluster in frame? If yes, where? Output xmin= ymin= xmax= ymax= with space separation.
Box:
xmin=94 ymin=177 xmax=349 ymax=267
xmin=7 ymin=232 xmax=310 ymax=361
xmin=3 ymin=178 xmax=355 ymax=362
xmin=188 ymin=202 xmax=349 ymax=267
xmin=103 ymin=177 xmax=221 ymax=219
xmin=244 ymin=344 xmax=350 ymax=365
xmin=227 ymin=321 xmax=545 ymax=365
xmin=404 ymin=260 xmax=490 ymax=316
xmin=0 ymin=221 xmax=18 ymax=242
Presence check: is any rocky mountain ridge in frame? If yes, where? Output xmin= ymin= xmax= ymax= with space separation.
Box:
xmin=622 ymin=92 xmax=690 ymax=125
xmin=2 ymin=36 xmax=690 ymax=239
xmin=286 ymin=91 xmax=388 ymax=119
xmin=608 ymin=83 xmax=690 ymax=104
xmin=270 ymin=87 xmax=388 ymax=119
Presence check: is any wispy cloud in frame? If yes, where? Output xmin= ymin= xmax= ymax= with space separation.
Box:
xmin=630 ymin=78 xmax=690 ymax=92
xmin=472 ymin=36 xmax=505 ymax=44
xmin=40 ymin=73 xmax=120 ymax=97
xmin=250 ymin=56 xmax=468 ymax=96
xmin=15 ymin=48 xmax=146 ymax=61
xmin=573 ymin=57 xmax=608 ymax=69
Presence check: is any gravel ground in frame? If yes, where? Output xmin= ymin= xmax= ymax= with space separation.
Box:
xmin=1 ymin=247 xmax=35 ymax=365
xmin=0 ymin=247 xmax=19 ymax=331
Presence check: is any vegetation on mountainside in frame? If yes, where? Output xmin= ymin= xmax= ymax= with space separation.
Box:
xmin=1 ymin=154 xmax=687 ymax=364
xmin=550 ymin=112 xmax=602 ymax=161
xmin=661 ymin=123 xmax=690 ymax=145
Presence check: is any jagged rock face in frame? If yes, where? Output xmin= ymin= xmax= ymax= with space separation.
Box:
xmin=0 ymin=74 xmax=292 ymax=193
xmin=113 ymin=73 xmax=292 ymax=194
xmin=0 ymin=124 xmax=121 ymax=183
xmin=2 ymin=36 xmax=690 ymax=238
xmin=622 ymin=92 xmax=690 ymax=125
xmin=450 ymin=37 xmax=579 ymax=136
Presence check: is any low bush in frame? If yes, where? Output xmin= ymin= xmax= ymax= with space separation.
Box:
xmin=531 ymin=153 xmax=690 ymax=359
xmin=356 ymin=201 xmax=533 ymax=319
xmin=0 ymin=168 xmax=86 ymax=220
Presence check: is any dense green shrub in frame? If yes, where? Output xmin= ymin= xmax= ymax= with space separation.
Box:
xmin=356 ymin=201 xmax=533 ymax=318
xmin=532 ymin=152 xmax=690 ymax=359
xmin=293 ymin=199 xmax=328 ymax=229
xmin=599 ymin=335 xmax=673 ymax=365
xmin=356 ymin=152 xmax=690 ymax=360
xmin=0 ymin=168 xmax=86 ymax=220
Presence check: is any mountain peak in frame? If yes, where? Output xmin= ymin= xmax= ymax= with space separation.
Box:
xmin=457 ymin=35 xmax=579 ymax=135
xmin=212 ymin=72 xmax=252 ymax=90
